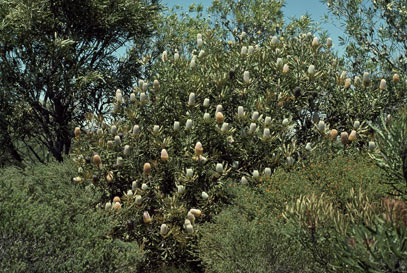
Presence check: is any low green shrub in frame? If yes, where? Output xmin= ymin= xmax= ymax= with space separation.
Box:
xmin=198 ymin=153 xmax=389 ymax=273
xmin=283 ymin=189 xmax=407 ymax=273
xmin=199 ymin=185 xmax=317 ymax=273
xmin=261 ymin=152 xmax=388 ymax=215
xmin=369 ymin=106 xmax=407 ymax=200
xmin=0 ymin=161 xmax=143 ymax=273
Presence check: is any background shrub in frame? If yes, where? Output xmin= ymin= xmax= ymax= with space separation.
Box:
xmin=0 ymin=161 xmax=143 ymax=273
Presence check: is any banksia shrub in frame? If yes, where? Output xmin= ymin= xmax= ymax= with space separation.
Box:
xmin=70 ymin=25 xmax=404 ymax=270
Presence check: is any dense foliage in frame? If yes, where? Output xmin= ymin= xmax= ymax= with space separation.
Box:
xmin=0 ymin=0 xmax=161 ymax=164
xmin=0 ymin=161 xmax=143 ymax=273
xmin=2 ymin=0 xmax=407 ymax=272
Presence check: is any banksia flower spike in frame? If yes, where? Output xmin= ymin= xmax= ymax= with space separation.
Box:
xmin=143 ymin=211 xmax=152 ymax=224
xmin=203 ymin=113 xmax=210 ymax=122
xmin=263 ymin=128 xmax=271 ymax=139
xmin=177 ymin=185 xmax=185 ymax=193
xmin=308 ymin=65 xmax=315 ymax=77
xmin=188 ymin=93 xmax=196 ymax=106
xmin=113 ymin=202 xmax=122 ymax=210
xmin=379 ymin=79 xmax=387 ymax=90
xmin=340 ymin=132 xmax=349 ymax=145
xmin=326 ymin=37 xmax=333 ymax=48
xmin=161 ymin=50 xmax=168 ymax=62
xmin=348 ymin=130 xmax=357 ymax=141
xmin=187 ymin=211 xmax=195 ymax=224
xmin=115 ymin=89 xmax=122 ymax=103
xmin=393 ymin=73 xmax=400 ymax=83
xmin=113 ymin=196 xmax=121 ymax=203
xmin=111 ymin=125 xmax=118 ymax=135
xmin=185 ymin=223 xmax=194 ymax=234
xmin=173 ymin=121 xmax=180 ymax=131
xmin=114 ymin=135 xmax=121 ymax=145
xmin=216 ymin=104 xmax=223 ymax=113
xmin=282 ymin=64 xmax=289 ymax=73
xmin=153 ymin=79 xmax=160 ymax=90
xmin=190 ymin=57 xmax=196 ymax=68
xmin=216 ymin=163 xmax=223 ymax=173
xmin=130 ymin=93 xmax=136 ymax=103
xmin=353 ymin=120 xmax=360 ymax=129
xmin=249 ymin=123 xmax=257 ymax=134
xmin=74 ymin=127 xmax=81 ymax=138
xmin=116 ymin=157 xmax=123 ymax=166
xmin=216 ymin=112 xmax=224 ymax=124
xmin=197 ymin=37 xmax=203 ymax=48
xmin=241 ymin=176 xmax=248 ymax=184
xmin=93 ymin=154 xmax=101 ymax=167
xmin=160 ymin=224 xmax=169 ymax=236
xmin=127 ymin=190 xmax=133 ymax=196
xmin=221 ymin=123 xmax=229 ymax=132
xmin=363 ymin=72 xmax=371 ymax=86
xmin=243 ymin=71 xmax=250 ymax=84
xmin=312 ymin=37 xmax=319 ymax=48
xmin=140 ymin=92 xmax=147 ymax=102
xmin=132 ymin=125 xmax=140 ymax=135
xmin=198 ymin=50 xmax=205 ymax=58
xmin=282 ymin=118 xmax=289 ymax=126
xmin=135 ymin=195 xmax=142 ymax=205
xmin=248 ymin=45 xmax=254 ymax=55
xmin=106 ymin=171 xmax=113 ymax=183
xmin=368 ymin=141 xmax=376 ymax=151
xmin=270 ymin=36 xmax=279 ymax=45
xmin=203 ymin=98 xmax=210 ymax=107
xmin=124 ymin=145 xmax=130 ymax=156
xmin=105 ymin=202 xmax=112 ymax=210
xmin=264 ymin=168 xmax=272 ymax=177
xmin=237 ymin=106 xmax=244 ymax=118
xmin=305 ymin=142 xmax=312 ymax=151
xmin=340 ymin=71 xmax=347 ymax=82
xmin=190 ymin=209 xmax=202 ymax=217
xmin=185 ymin=119 xmax=193 ymax=130
xmin=186 ymin=168 xmax=193 ymax=177
xmin=276 ymin=58 xmax=283 ymax=68
xmin=344 ymin=78 xmax=351 ymax=89
xmin=143 ymin=163 xmax=151 ymax=175
xmin=252 ymin=170 xmax=260 ymax=178
xmin=252 ymin=111 xmax=259 ymax=121
xmin=202 ymin=191 xmax=209 ymax=200
xmin=354 ymin=76 xmax=362 ymax=86
xmin=330 ymin=129 xmax=338 ymax=140
xmin=264 ymin=116 xmax=272 ymax=126
xmin=241 ymin=46 xmax=247 ymax=56
xmin=286 ymin=156 xmax=295 ymax=165
xmin=141 ymin=183 xmax=149 ymax=191
xmin=195 ymin=142 xmax=203 ymax=156
xmin=132 ymin=181 xmax=137 ymax=191
xmin=318 ymin=120 xmax=325 ymax=132
xmin=161 ymin=149 xmax=168 ymax=161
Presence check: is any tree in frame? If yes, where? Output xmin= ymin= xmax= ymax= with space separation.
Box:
xmin=0 ymin=0 xmax=161 ymax=162
xmin=323 ymin=0 xmax=407 ymax=75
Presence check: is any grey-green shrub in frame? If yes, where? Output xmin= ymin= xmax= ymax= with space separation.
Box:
xmin=0 ymin=161 xmax=143 ymax=273
xmin=199 ymin=185 xmax=318 ymax=273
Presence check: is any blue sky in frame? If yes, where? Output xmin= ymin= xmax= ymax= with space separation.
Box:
xmin=161 ymin=0 xmax=345 ymax=54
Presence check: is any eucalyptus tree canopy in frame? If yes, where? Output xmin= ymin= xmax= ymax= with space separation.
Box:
xmin=0 ymin=0 xmax=161 ymax=162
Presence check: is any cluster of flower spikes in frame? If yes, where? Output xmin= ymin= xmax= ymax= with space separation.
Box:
xmin=71 ymin=31 xmax=403 ymax=259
